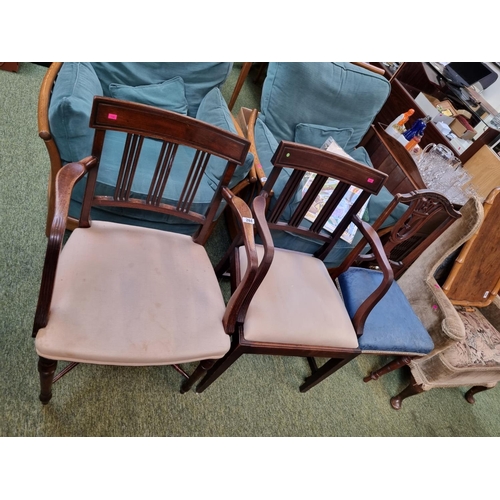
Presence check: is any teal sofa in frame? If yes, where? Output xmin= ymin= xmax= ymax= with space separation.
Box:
xmin=250 ymin=62 xmax=407 ymax=267
xmin=45 ymin=62 xmax=253 ymax=234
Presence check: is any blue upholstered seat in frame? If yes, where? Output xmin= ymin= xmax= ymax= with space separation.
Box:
xmin=338 ymin=267 xmax=434 ymax=355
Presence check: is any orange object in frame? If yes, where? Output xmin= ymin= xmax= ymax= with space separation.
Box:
xmin=405 ymin=133 xmax=422 ymax=151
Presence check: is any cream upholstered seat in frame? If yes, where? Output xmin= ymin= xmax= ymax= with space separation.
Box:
xmin=238 ymin=245 xmax=358 ymax=348
xmin=35 ymin=222 xmax=230 ymax=365
xmin=32 ymin=97 xmax=264 ymax=404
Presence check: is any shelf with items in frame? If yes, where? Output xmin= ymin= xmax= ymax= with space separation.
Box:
xmin=375 ymin=63 xmax=500 ymax=164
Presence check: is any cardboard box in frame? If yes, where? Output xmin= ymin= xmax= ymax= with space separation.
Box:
xmin=432 ymin=112 xmax=454 ymax=126
xmin=449 ymin=118 xmax=477 ymax=141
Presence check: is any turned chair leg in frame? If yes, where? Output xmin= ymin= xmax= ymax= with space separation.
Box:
xmin=465 ymin=385 xmax=493 ymax=404
xmin=180 ymin=359 xmax=216 ymax=394
xmin=364 ymin=356 xmax=412 ymax=382
xmin=38 ymin=356 xmax=58 ymax=405
xmin=390 ymin=376 xmax=425 ymax=410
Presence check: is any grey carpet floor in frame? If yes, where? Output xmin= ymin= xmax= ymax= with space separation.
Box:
xmin=2 ymin=63 xmax=500 ymax=437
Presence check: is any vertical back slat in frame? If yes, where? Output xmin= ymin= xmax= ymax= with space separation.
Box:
xmin=288 ymin=173 xmax=326 ymax=227
xmin=178 ymin=151 xmax=211 ymax=213
xmin=146 ymin=142 xmax=178 ymax=206
xmin=114 ymin=134 xmax=143 ymax=201
xmin=268 ymin=169 xmax=305 ymax=224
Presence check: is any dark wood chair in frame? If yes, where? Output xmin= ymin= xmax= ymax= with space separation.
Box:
xmin=196 ymin=140 xmax=395 ymax=393
xmin=336 ymin=190 xmax=462 ymax=383
xmin=32 ymin=96 xmax=263 ymax=404
xmin=352 ymin=190 xmax=462 ymax=280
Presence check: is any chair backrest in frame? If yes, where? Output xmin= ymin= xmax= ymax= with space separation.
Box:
xmin=79 ymin=96 xmax=250 ymax=244
xmin=356 ymin=190 xmax=462 ymax=279
xmin=260 ymin=63 xmax=391 ymax=152
xmin=258 ymin=141 xmax=388 ymax=261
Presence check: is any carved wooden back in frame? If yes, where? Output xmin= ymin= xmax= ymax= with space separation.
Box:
xmin=261 ymin=141 xmax=388 ymax=261
xmin=79 ymin=97 xmax=250 ymax=243
xmin=365 ymin=190 xmax=461 ymax=279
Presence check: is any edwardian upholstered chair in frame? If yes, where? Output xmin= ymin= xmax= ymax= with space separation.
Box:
xmin=231 ymin=62 xmax=412 ymax=268
xmin=195 ymin=140 xmax=395 ymax=393
xmin=32 ymin=97 xmax=263 ymax=404
xmin=391 ymin=193 xmax=500 ymax=409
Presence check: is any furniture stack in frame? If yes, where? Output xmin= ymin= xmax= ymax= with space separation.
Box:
xmin=33 ymin=62 xmax=500 ymax=410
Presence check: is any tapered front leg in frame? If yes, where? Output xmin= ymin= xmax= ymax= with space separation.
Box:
xmin=38 ymin=356 xmax=58 ymax=405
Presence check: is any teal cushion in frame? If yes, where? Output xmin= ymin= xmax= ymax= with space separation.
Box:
xmin=108 ymin=77 xmax=188 ymax=114
xmin=195 ymin=88 xmax=253 ymax=187
xmin=294 ymin=123 xmax=353 ymax=149
xmin=49 ymin=62 xmax=103 ymax=163
xmin=90 ymin=62 xmax=233 ymax=117
xmin=260 ymin=62 xmax=390 ymax=151
xmin=254 ymin=117 xmax=303 ymax=221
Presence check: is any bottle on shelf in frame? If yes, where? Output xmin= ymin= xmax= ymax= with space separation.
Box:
xmin=405 ymin=132 xmax=423 ymax=152
xmin=403 ymin=115 xmax=432 ymax=141
xmin=385 ymin=108 xmax=415 ymax=138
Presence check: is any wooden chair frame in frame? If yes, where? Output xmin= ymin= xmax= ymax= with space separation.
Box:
xmin=33 ymin=97 xmax=264 ymax=403
xmin=195 ymin=141 xmax=395 ymax=394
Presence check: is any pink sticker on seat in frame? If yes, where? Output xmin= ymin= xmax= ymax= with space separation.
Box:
xmin=108 ymin=113 xmax=118 ymax=120
xmin=367 ymin=178 xmax=374 ymax=183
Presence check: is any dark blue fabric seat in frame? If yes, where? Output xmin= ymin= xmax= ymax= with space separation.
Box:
xmin=338 ymin=267 xmax=434 ymax=355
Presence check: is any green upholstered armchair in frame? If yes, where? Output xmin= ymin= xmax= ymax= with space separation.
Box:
xmin=38 ymin=62 xmax=253 ymax=236
xmin=235 ymin=62 xmax=410 ymax=268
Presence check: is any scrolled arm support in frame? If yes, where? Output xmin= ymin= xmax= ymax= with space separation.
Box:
xmin=343 ymin=216 xmax=394 ymax=337
xmin=32 ymin=157 xmax=98 ymax=336
xmin=221 ymin=187 xmax=260 ymax=333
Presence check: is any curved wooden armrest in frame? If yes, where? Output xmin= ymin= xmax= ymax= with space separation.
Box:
xmin=33 ymin=157 xmax=98 ymax=336
xmin=351 ymin=62 xmax=385 ymax=76
xmin=231 ymin=114 xmax=257 ymax=185
xmin=337 ymin=216 xmax=394 ymax=337
xmin=221 ymin=187 xmax=260 ymax=333
xmin=38 ymin=62 xmax=66 ymax=236
xmin=38 ymin=62 xmax=63 ymax=142
xmin=246 ymin=109 xmax=268 ymax=187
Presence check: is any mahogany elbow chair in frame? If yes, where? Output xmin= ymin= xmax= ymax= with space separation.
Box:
xmin=195 ymin=140 xmax=396 ymax=394
xmin=32 ymin=96 xmax=264 ymax=404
